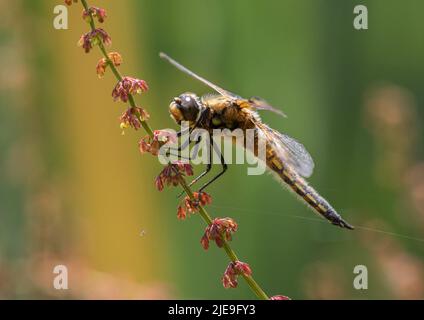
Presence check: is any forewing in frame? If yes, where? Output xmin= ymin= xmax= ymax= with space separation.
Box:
xmin=249 ymin=96 xmax=287 ymax=118
xmin=160 ymin=53 xmax=288 ymax=119
xmin=160 ymin=52 xmax=240 ymax=100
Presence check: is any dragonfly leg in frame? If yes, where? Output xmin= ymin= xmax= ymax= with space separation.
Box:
xmin=177 ymin=136 xmax=209 ymax=198
xmin=166 ymin=127 xmax=195 ymax=159
xmin=197 ymin=137 xmax=228 ymax=193
xmin=171 ymin=110 xmax=208 ymax=155
xmin=178 ymin=163 xmax=212 ymax=198
xmin=187 ymin=137 xmax=211 ymax=185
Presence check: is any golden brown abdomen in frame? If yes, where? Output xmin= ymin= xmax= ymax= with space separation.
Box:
xmin=266 ymin=145 xmax=353 ymax=230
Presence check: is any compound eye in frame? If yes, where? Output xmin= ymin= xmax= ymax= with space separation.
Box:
xmin=178 ymin=93 xmax=200 ymax=121
xmin=181 ymin=95 xmax=196 ymax=108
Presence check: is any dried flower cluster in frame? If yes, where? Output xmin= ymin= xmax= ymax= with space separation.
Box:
xmin=222 ymin=261 xmax=252 ymax=289
xmin=67 ymin=0 xmax=151 ymax=136
xmin=83 ymin=6 xmax=107 ymax=23
xmin=112 ymin=76 xmax=149 ymax=102
xmin=119 ymin=107 xmax=150 ymax=133
xmin=155 ymin=162 xmax=194 ymax=191
xmin=177 ymin=192 xmax=212 ymax=219
xmin=138 ymin=129 xmax=177 ymax=155
xmin=97 ymin=52 xmax=122 ymax=78
xmin=78 ymin=28 xmax=112 ymax=53
xmin=201 ymin=218 xmax=238 ymax=249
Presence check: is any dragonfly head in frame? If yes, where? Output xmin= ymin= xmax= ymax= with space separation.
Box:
xmin=169 ymin=92 xmax=201 ymax=124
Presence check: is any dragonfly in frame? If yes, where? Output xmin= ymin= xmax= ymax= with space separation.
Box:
xmin=160 ymin=52 xmax=353 ymax=230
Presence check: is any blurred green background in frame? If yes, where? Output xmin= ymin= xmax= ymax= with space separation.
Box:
xmin=0 ymin=0 xmax=423 ymax=299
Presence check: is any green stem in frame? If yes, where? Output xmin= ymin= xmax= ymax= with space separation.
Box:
xmin=179 ymin=179 xmax=268 ymax=300
xmin=81 ymin=0 xmax=153 ymax=137
xmin=79 ymin=0 xmax=268 ymax=300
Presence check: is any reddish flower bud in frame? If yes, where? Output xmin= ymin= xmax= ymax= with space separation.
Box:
xmin=201 ymin=217 xmax=238 ymax=250
xmin=96 ymin=59 xmax=108 ymax=78
xmin=200 ymin=234 xmax=210 ymax=250
xmin=78 ymin=28 xmax=112 ymax=53
xmin=270 ymin=295 xmax=291 ymax=300
xmin=112 ymin=76 xmax=149 ymax=102
xmin=222 ymin=272 xmax=238 ymax=289
xmin=181 ymin=192 xmax=212 ymax=215
xmin=138 ymin=136 xmax=160 ymax=156
xmin=177 ymin=206 xmax=187 ymax=220
xmin=96 ymin=52 xmax=123 ymax=78
xmin=65 ymin=0 xmax=78 ymax=5
xmin=177 ymin=163 xmax=194 ymax=178
xmin=82 ymin=6 xmax=107 ymax=23
xmin=234 ymin=261 xmax=252 ymax=276
xmin=222 ymin=261 xmax=252 ymax=289
xmin=139 ymin=136 xmax=152 ymax=154
xmin=155 ymin=162 xmax=194 ymax=191
xmin=197 ymin=192 xmax=212 ymax=205
xmin=138 ymin=129 xmax=177 ymax=156
xmin=184 ymin=196 xmax=198 ymax=213
xmin=155 ymin=176 xmax=164 ymax=192
xmin=153 ymin=130 xmax=177 ymax=145
xmin=119 ymin=107 xmax=150 ymax=133
xmin=108 ymin=52 xmax=123 ymax=66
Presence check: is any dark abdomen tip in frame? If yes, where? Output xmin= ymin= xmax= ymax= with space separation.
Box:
xmin=334 ymin=218 xmax=355 ymax=230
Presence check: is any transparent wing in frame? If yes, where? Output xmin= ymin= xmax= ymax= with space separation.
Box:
xmin=275 ymin=131 xmax=315 ymax=177
xmin=160 ymin=52 xmax=240 ymax=99
xmin=249 ymin=96 xmax=287 ymax=118
xmin=257 ymin=123 xmax=315 ymax=178
xmin=160 ymin=53 xmax=287 ymax=118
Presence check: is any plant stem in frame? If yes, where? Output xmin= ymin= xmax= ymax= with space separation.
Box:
xmin=79 ymin=0 xmax=269 ymax=300
xmin=81 ymin=0 xmax=154 ymax=137
xmin=179 ymin=179 xmax=268 ymax=300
